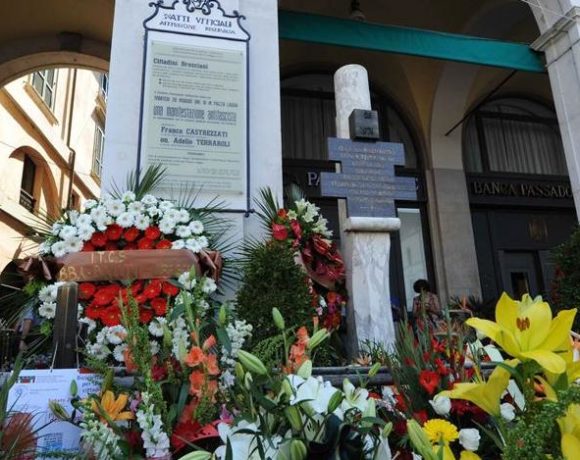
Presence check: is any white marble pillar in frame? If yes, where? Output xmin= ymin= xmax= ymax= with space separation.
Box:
xmin=334 ymin=65 xmax=399 ymax=356
xmin=532 ymin=6 xmax=580 ymax=220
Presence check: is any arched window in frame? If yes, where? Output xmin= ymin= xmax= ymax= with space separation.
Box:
xmin=281 ymin=74 xmax=418 ymax=168
xmin=20 ymin=154 xmax=37 ymax=212
xmin=463 ymin=98 xmax=566 ymax=176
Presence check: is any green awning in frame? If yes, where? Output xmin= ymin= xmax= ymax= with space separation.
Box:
xmin=279 ymin=10 xmax=545 ymax=73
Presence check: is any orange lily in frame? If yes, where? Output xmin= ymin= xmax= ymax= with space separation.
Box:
xmin=91 ymin=390 xmax=134 ymax=423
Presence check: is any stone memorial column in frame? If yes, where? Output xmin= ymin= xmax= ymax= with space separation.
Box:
xmin=334 ymin=65 xmax=399 ymax=356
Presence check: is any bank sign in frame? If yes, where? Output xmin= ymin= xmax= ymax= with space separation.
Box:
xmin=467 ymin=176 xmax=574 ymax=207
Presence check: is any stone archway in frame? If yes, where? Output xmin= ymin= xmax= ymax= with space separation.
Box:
xmin=0 ymin=0 xmax=113 ymax=86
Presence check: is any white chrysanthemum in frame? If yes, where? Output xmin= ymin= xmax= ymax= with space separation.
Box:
xmin=177 ymin=209 xmax=190 ymax=223
xmin=113 ymin=344 xmax=128 ymax=362
xmin=87 ymin=342 xmax=110 ymax=360
xmin=64 ymin=236 xmax=83 ymax=253
xmin=38 ymin=285 xmax=56 ymax=302
xmin=148 ymin=318 xmax=166 ymax=337
xmin=128 ymin=201 xmax=145 ymax=213
xmin=105 ymin=325 xmax=126 ymax=345
xmin=141 ymin=194 xmax=158 ymax=206
xmin=51 ymin=222 xmax=63 ymax=236
xmin=94 ymin=218 xmax=108 ymax=232
xmin=59 ymin=225 xmax=78 ymax=240
xmin=135 ymin=214 xmax=151 ymax=231
xmin=196 ymin=236 xmax=209 ymax=249
xmin=188 ymin=221 xmax=204 ymax=235
xmin=121 ymin=191 xmax=136 ymax=202
xmin=158 ymin=200 xmax=174 ymax=212
xmin=39 ymin=241 xmax=51 ymax=255
xmin=68 ymin=210 xmax=80 ymax=225
xmin=76 ymin=214 xmax=93 ymax=227
xmin=80 ymin=317 xmax=97 ymax=334
xmin=106 ymin=199 xmax=125 ymax=217
xmin=159 ymin=218 xmax=175 ymax=235
xmin=90 ymin=206 xmax=107 ymax=221
xmin=164 ymin=208 xmax=181 ymax=222
xmin=177 ymin=272 xmax=196 ymax=290
xmin=147 ymin=207 xmax=161 ymax=217
xmin=175 ymin=225 xmax=192 ymax=238
xmin=77 ymin=225 xmax=95 ymax=242
xmin=172 ymin=239 xmax=186 ymax=250
xmin=51 ymin=241 xmax=67 ymax=257
xmin=116 ymin=212 xmax=135 ymax=228
xmin=201 ymin=278 xmax=217 ymax=294
xmin=83 ymin=199 xmax=98 ymax=210
xmin=38 ymin=301 xmax=56 ymax=319
xmin=185 ymin=238 xmax=201 ymax=253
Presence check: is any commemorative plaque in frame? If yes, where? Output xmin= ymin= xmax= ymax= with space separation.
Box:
xmin=320 ymin=138 xmax=417 ymax=218
xmin=139 ymin=0 xmax=250 ymax=212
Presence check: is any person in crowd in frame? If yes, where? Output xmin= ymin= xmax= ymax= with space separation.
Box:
xmin=412 ymin=279 xmax=442 ymax=331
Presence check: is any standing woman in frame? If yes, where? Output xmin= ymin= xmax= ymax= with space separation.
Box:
xmin=412 ymin=279 xmax=442 ymax=331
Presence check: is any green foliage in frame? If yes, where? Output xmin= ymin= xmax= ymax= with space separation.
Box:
xmin=251 ymin=335 xmax=285 ymax=369
xmin=552 ymin=226 xmax=580 ymax=328
xmin=236 ymin=242 xmax=314 ymax=345
xmin=502 ymin=385 xmax=580 ymax=460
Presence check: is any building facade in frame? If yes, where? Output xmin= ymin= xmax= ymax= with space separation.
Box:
xmin=0 ymin=69 xmax=106 ymax=285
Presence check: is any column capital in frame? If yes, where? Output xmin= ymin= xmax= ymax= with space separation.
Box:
xmin=531 ymin=6 xmax=580 ymax=52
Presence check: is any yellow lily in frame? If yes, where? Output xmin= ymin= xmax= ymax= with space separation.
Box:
xmin=91 ymin=390 xmax=134 ymax=423
xmin=439 ymin=360 xmax=516 ymax=417
xmin=558 ymin=404 xmax=580 ymax=459
xmin=466 ymin=293 xmax=576 ymax=375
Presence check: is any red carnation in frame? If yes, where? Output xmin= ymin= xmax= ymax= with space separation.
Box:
xmin=137 ymin=238 xmax=155 ymax=250
xmin=162 ymin=281 xmax=179 ymax=297
xmin=101 ymin=306 xmax=122 ymax=327
xmin=105 ymin=224 xmax=123 ymax=241
xmin=105 ymin=242 xmax=118 ymax=251
xmin=152 ymin=363 xmax=168 ymax=382
xmin=84 ymin=305 xmax=101 ymax=321
xmin=156 ymin=239 xmax=172 ymax=249
xmin=124 ymin=227 xmax=140 ymax=242
xmin=139 ymin=307 xmax=154 ymax=324
xmin=277 ymin=208 xmax=288 ymax=219
xmin=290 ymin=220 xmax=302 ymax=239
xmin=144 ymin=280 xmax=162 ymax=299
xmin=151 ymin=297 xmax=167 ymax=316
xmin=90 ymin=232 xmax=107 ymax=248
xmin=419 ymin=370 xmax=441 ymax=395
xmin=82 ymin=242 xmax=95 ymax=252
xmin=79 ymin=282 xmax=96 ymax=300
xmin=272 ymin=223 xmax=288 ymax=241
xmin=145 ymin=226 xmax=161 ymax=240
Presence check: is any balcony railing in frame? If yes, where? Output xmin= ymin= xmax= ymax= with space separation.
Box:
xmin=19 ymin=189 xmax=36 ymax=213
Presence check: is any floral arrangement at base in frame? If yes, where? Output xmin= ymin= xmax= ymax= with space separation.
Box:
xmin=237 ymin=188 xmax=347 ymax=348
xmin=28 ymin=185 xmax=223 ymax=366
xmin=388 ymin=293 xmax=580 ymax=460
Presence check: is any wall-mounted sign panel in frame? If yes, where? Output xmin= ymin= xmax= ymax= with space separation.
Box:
xmin=139 ymin=1 xmax=250 ymax=212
